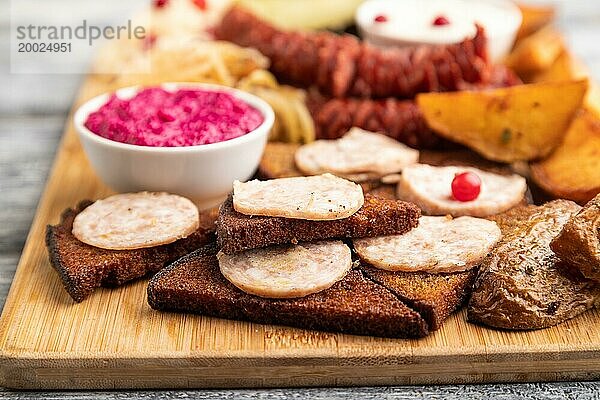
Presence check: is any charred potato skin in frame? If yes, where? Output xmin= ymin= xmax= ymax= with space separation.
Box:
xmin=551 ymin=194 xmax=600 ymax=282
xmin=468 ymin=201 xmax=600 ymax=330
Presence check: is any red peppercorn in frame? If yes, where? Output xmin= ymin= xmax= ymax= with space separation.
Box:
xmin=451 ymin=172 xmax=481 ymax=202
xmin=153 ymin=0 xmax=168 ymax=8
xmin=192 ymin=0 xmax=207 ymax=10
xmin=432 ymin=15 xmax=450 ymax=26
xmin=374 ymin=14 xmax=388 ymax=23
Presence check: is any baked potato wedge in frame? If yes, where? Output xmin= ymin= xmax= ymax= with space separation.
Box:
xmin=531 ymin=110 xmax=600 ymax=204
xmin=417 ymin=80 xmax=588 ymax=163
xmin=505 ymin=26 xmax=564 ymax=76
xmin=515 ymin=3 xmax=556 ymax=41
xmin=532 ymin=51 xmax=600 ymax=117
xmin=533 ymin=51 xmax=588 ymax=82
xmin=468 ymin=200 xmax=600 ymax=330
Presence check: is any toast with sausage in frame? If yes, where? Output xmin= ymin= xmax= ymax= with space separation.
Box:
xmin=216 ymin=193 xmax=420 ymax=254
xmin=148 ymin=242 xmax=478 ymax=338
xmin=46 ymin=201 xmax=216 ymax=302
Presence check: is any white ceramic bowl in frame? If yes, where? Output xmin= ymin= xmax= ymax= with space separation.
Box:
xmin=74 ymin=83 xmax=274 ymax=202
xmin=356 ymin=0 xmax=522 ymax=62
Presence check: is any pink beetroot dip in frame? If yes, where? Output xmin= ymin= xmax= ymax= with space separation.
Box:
xmin=84 ymin=87 xmax=264 ymax=147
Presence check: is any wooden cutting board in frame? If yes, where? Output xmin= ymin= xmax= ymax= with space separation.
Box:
xmin=0 ymin=76 xmax=599 ymax=390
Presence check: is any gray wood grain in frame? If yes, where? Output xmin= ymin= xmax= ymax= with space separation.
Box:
xmin=1 ymin=0 xmax=599 ymax=397
xmin=1 ymin=383 xmax=600 ymax=400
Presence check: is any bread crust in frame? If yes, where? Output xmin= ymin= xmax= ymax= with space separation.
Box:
xmin=216 ymin=194 xmax=420 ymax=254
xmin=362 ymin=266 xmax=478 ymax=331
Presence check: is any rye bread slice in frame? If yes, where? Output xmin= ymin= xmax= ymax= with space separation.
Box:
xmin=216 ymin=194 xmax=420 ymax=254
xmin=147 ymin=243 xmax=430 ymax=338
xmin=46 ymin=201 xmax=217 ymax=302
xmin=362 ymin=265 xmax=478 ymax=331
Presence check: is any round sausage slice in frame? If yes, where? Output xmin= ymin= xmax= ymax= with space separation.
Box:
xmin=354 ymin=216 xmax=501 ymax=273
xmin=218 ymin=241 xmax=352 ymax=298
xmin=295 ymin=128 xmax=419 ymax=180
xmin=72 ymin=192 xmax=199 ymax=250
xmin=397 ymin=164 xmax=527 ymax=217
xmin=233 ymin=173 xmax=364 ymax=220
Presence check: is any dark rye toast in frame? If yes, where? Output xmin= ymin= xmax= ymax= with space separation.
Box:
xmin=147 ymin=242 xmax=477 ymax=337
xmin=46 ymin=201 xmax=217 ymax=302
xmin=362 ymin=266 xmax=478 ymax=331
xmin=217 ymin=194 xmax=421 ymax=254
xmin=148 ymin=243 xmax=430 ymax=338
xmin=145 ymin=145 xmax=488 ymax=335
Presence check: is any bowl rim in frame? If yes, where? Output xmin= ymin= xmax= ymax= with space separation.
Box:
xmin=73 ymin=82 xmax=275 ymax=153
xmin=356 ymin=0 xmax=522 ymax=43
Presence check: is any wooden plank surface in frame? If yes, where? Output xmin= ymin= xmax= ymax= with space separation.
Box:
xmin=0 ymin=73 xmax=599 ymax=390
xmin=2 ymin=0 xmax=600 ymax=396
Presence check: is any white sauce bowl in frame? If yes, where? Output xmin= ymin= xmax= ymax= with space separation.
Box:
xmin=74 ymin=83 xmax=274 ymax=203
xmin=356 ymin=0 xmax=522 ymax=62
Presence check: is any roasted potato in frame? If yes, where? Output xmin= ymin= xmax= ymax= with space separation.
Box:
xmin=533 ymin=51 xmax=588 ymax=82
xmin=532 ymin=51 xmax=600 ymax=118
xmin=531 ymin=110 xmax=600 ymax=204
xmin=417 ymin=80 xmax=588 ymax=163
xmin=515 ymin=3 xmax=556 ymax=41
xmin=505 ymin=26 xmax=564 ymax=76
xmin=468 ymin=200 xmax=599 ymax=330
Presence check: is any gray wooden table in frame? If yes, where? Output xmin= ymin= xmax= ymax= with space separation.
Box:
xmin=1 ymin=0 xmax=600 ymax=398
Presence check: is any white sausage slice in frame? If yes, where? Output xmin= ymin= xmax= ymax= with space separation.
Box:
xmin=72 ymin=192 xmax=199 ymax=250
xmin=218 ymin=240 xmax=352 ymax=298
xmin=397 ymin=164 xmax=527 ymax=217
xmin=354 ymin=216 xmax=501 ymax=273
xmin=295 ymin=128 xmax=419 ymax=181
xmin=233 ymin=173 xmax=364 ymax=220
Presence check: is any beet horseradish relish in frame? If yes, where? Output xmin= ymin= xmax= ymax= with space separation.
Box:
xmin=84 ymin=87 xmax=264 ymax=147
